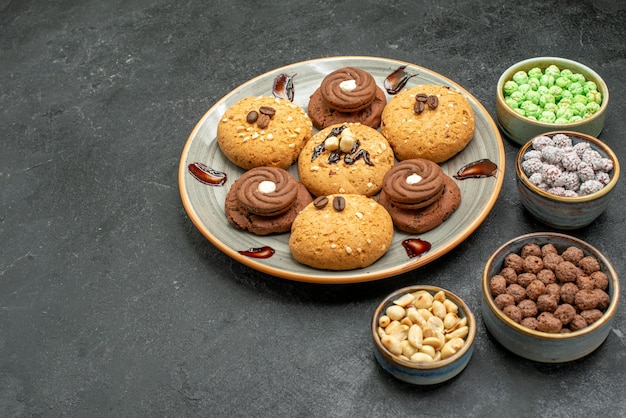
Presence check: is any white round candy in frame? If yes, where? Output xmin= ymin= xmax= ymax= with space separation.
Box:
xmin=339 ymin=79 xmax=357 ymax=91
xmin=258 ymin=181 xmax=276 ymax=193
xmin=406 ymin=173 xmax=423 ymax=185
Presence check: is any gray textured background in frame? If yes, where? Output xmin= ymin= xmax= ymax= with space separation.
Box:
xmin=1 ymin=0 xmax=625 ymax=416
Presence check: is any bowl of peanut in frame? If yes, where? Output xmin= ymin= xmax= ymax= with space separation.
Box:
xmin=482 ymin=232 xmax=620 ymax=363
xmin=371 ymin=285 xmax=476 ymax=385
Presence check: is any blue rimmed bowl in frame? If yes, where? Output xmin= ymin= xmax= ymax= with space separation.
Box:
xmin=516 ymin=131 xmax=619 ymax=230
xmin=482 ymin=232 xmax=620 ymax=363
xmin=371 ymin=285 xmax=476 ymax=385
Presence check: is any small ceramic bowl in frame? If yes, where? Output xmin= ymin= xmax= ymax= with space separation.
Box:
xmin=371 ymin=285 xmax=476 ymax=385
xmin=516 ymin=131 xmax=619 ymax=230
xmin=496 ymin=57 xmax=609 ymax=145
xmin=482 ymin=232 xmax=620 ymax=363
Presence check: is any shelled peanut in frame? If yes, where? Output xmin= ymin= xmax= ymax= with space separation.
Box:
xmin=377 ymin=290 xmax=469 ymax=363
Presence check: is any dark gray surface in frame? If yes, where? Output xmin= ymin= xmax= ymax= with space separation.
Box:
xmin=1 ymin=0 xmax=625 ymax=416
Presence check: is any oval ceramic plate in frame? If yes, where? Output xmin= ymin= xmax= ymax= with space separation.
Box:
xmin=179 ymin=56 xmax=505 ymax=283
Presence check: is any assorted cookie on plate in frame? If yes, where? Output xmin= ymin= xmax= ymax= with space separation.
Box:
xmin=214 ymin=67 xmax=478 ymax=270
xmin=308 ymin=67 xmax=387 ymax=130
xmin=378 ymin=159 xmax=461 ymax=234
xmin=297 ymin=123 xmax=395 ymax=197
xmin=217 ymin=96 xmax=313 ymax=170
xmin=225 ymin=167 xmax=312 ymax=235
xmin=289 ymin=194 xmax=394 ymax=270
xmin=381 ymin=85 xmax=475 ymax=163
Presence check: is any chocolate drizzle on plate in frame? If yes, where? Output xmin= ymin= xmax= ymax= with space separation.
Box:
xmin=272 ymin=73 xmax=296 ymax=101
xmin=188 ymin=162 xmax=227 ymax=186
xmin=238 ymin=246 xmax=275 ymax=259
xmin=454 ymin=159 xmax=498 ymax=180
xmin=402 ymin=238 xmax=431 ymax=258
xmin=384 ymin=65 xmax=418 ymax=94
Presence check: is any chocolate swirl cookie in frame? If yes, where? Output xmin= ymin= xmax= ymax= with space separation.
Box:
xmin=320 ymin=67 xmax=377 ymax=113
xmin=225 ymin=167 xmax=313 ymax=235
xmin=382 ymin=159 xmax=445 ymax=210
xmin=235 ymin=167 xmax=299 ymax=216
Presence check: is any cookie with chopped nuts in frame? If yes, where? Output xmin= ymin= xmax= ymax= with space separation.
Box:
xmin=216 ymin=96 xmax=313 ymax=170
xmin=381 ymin=85 xmax=475 ymax=163
xmin=289 ymin=194 xmax=394 ymax=270
xmin=297 ymin=123 xmax=395 ymax=197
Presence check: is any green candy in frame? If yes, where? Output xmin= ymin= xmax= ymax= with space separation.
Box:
xmin=586 ymin=91 xmax=602 ymax=104
xmin=528 ymin=77 xmax=540 ymax=90
xmin=568 ymin=82 xmax=584 ymax=95
xmin=548 ymin=85 xmax=563 ymax=100
xmin=572 ymin=102 xmax=587 ymax=116
xmin=539 ymin=93 xmax=556 ymax=107
xmin=510 ymin=91 xmax=525 ymax=103
xmin=556 ymin=106 xmax=573 ymax=120
xmin=544 ymin=102 xmax=558 ymax=113
xmin=518 ymin=83 xmax=531 ymax=95
xmin=539 ymin=110 xmax=556 ymax=123
xmin=506 ymin=98 xmax=520 ymax=109
xmin=545 ymin=65 xmax=560 ymax=76
xmin=555 ymin=76 xmax=572 ymax=89
xmin=540 ymin=74 xmax=555 ymax=87
xmin=585 ymin=102 xmax=601 ymax=114
xmin=505 ymin=64 xmax=602 ymax=124
xmin=524 ymin=90 xmax=540 ymax=104
xmin=512 ymin=71 xmax=529 ymax=85
xmin=583 ymin=81 xmax=598 ymax=94
xmin=560 ymin=90 xmax=574 ymax=101
xmin=521 ymin=101 xmax=540 ymax=117
xmin=503 ymin=80 xmax=519 ymax=95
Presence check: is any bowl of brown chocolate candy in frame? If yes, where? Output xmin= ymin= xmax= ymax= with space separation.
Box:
xmin=481 ymin=232 xmax=619 ymax=363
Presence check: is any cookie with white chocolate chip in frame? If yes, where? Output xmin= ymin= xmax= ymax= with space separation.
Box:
xmin=225 ymin=167 xmax=312 ymax=235
xmin=297 ymin=123 xmax=395 ymax=197
xmin=289 ymin=194 xmax=394 ymax=270
xmin=217 ymin=96 xmax=313 ymax=170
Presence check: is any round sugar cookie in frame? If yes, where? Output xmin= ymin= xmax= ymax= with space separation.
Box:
xmin=217 ymin=96 xmax=313 ymax=170
xmin=289 ymin=194 xmax=394 ymax=270
xmin=297 ymin=123 xmax=395 ymax=197
xmin=381 ymin=85 xmax=475 ymax=163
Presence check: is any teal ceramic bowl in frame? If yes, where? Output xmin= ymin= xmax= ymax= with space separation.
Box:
xmin=482 ymin=232 xmax=620 ymax=363
xmin=516 ymin=131 xmax=619 ymax=230
xmin=371 ymin=285 xmax=476 ymax=385
xmin=496 ymin=57 xmax=609 ymax=145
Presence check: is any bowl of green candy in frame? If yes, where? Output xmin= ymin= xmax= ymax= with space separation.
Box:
xmin=496 ymin=57 xmax=609 ymax=145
